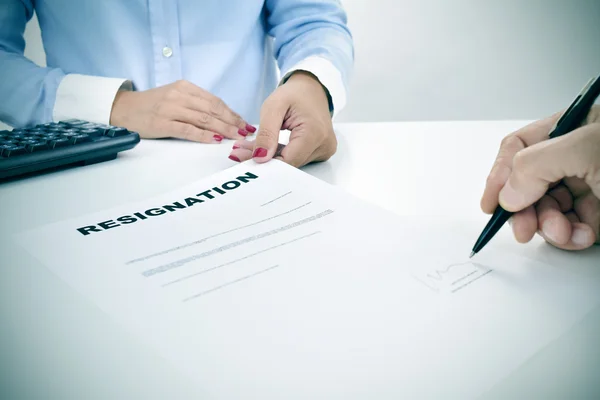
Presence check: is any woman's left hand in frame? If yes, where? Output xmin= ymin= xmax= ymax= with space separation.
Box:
xmin=228 ymin=71 xmax=337 ymax=168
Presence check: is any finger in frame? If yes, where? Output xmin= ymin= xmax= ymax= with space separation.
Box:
xmin=547 ymin=184 xmax=573 ymax=213
xmin=254 ymin=96 xmax=288 ymax=162
xmin=536 ymin=195 xmax=571 ymax=245
xmin=499 ymin=124 xmax=600 ymax=212
xmin=166 ymin=121 xmax=222 ymax=144
xmin=510 ymin=205 xmax=538 ymax=243
xmin=173 ymin=81 xmax=257 ymax=132
xmin=228 ymin=148 xmax=252 ymax=163
xmin=573 ymin=192 xmax=600 ymax=241
xmin=481 ymin=135 xmax=525 ymax=213
xmin=231 ymin=139 xmax=254 ymax=151
xmin=167 ymin=105 xmax=246 ymax=140
xmin=538 ymin=222 xmax=596 ymax=251
xmin=481 ymin=113 xmax=562 ymax=214
xmin=228 ymin=140 xmax=253 ymax=162
xmin=563 ymin=176 xmax=592 ymax=198
xmin=179 ymin=93 xmax=251 ymax=133
xmin=565 ymin=211 xmax=580 ymax=224
xmin=279 ymin=129 xmax=315 ymax=168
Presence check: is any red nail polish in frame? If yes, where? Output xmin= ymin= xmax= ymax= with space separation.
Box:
xmin=238 ymin=129 xmax=248 ymax=137
xmin=232 ymin=144 xmax=240 ymax=149
xmin=253 ymin=147 xmax=268 ymax=158
xmin=213 ymin=135 xmax=223 ymax=142
xmin=246 ymin=124 xmax=257 ymax=133
xmin=229 ymin=154 xmax=240 ymax=162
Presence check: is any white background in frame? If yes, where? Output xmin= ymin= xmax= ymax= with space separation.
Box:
xmin=4 ymin=0 xmax=598 ymax=129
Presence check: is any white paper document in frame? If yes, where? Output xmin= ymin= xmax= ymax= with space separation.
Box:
xmin=15 ymin=160 xmax=600 ymax=399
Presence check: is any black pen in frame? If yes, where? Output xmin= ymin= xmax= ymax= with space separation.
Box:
xmin=470 ymin=75 xmax=600 ymax=258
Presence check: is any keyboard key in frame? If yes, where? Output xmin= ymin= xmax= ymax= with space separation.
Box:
xmin=22 ymin=138 xmax=46 ymax=143
xmin=41 ymin=122 xmax=62 ymax=129
xmin=42 ymin=134 xmax=60 ymax=141
xmin=106 ymin=127 xmax=128 ymax=137
xmin=79 ymin=128 xmax=105 ymax=137
xmin=19 ymin=139 xmax=40 ymax=145
xmin=49 ymin=138 xmax=71 ymax=148
xmin=77 ymin=123 xmax=101 ymax=129
xmin=69 ymin=134 xmax=92 ymax=144
xmin=62 ymin=119 xmax=89 ymax=127
xmin=25 ymin=142 xmax=49 ymax=152
xmin=25 ymin=128 xmax=45 ymax=134
xmin=0 ymin=145 xmax=27 ymax=157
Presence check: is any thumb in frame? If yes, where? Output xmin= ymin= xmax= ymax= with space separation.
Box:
xmin=253 ymin=95 xmax=288 ymax=163
xmin=499 ymin=124 xmax=599 ymax=212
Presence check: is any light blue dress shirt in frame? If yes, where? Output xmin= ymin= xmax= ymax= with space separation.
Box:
xmin=0 ymin=0 xmax=354 ymax=128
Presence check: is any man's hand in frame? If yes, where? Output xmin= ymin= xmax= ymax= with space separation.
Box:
xmin=227 ymin=71 xmax=336 ymax=167
xmin=481 ymin=106 xmax=600 ymax=250
xmin=110 ymin=80 xmax=256 ymax=143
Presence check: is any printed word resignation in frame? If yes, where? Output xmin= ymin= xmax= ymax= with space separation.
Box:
xmin=76 ymin=172 xmax=259 ymax=236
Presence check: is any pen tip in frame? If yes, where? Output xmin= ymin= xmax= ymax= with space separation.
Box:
xmin=469 ymin=251 xmax=475 ymax=259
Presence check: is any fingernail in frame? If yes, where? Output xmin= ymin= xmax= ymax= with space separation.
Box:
xmin=498 ymin=180 xmax=524 ymax=211
xmin=246 ymin=124 xmax=257 ymax=133
xmin=542 ymin=220 xmax=560 ymax=243
xmin=572 ymin=227 xmax=590 ymax=246
xmin=232 ymin=144 xmax=240 ymax=149
xmin=253 ymin=147 xmax=268 ymax=158
xmin=228 ymin=154 xmax=240 ymax=162
xmin=238 ymin=129 xmax=248 ymax=137
xmin=213 ymin=135 xmax=223 ymax=142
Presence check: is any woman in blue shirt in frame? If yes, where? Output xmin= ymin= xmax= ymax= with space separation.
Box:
xmin=0 ymin=0 xmax=354 ymax=167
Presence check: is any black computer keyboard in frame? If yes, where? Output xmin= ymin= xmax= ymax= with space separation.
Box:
xmin=0 ymin=119 xmax=140 ymax=180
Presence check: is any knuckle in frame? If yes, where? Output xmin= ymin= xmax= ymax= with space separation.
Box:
xmin=165 ymin=88 xmax=179 ymax=101
xmin=497 ymin=135 xmax=523 ymax=165
xmin=209 ymin=98 xmax=225 ymax=116
xmin=233 ymin=114 xmax=244 ymax=127
xmin=197 ymin=112 xmax=211 ymax=125
xmin=179 ymin=123 xmax=195 ymax=140
xmin=174 ymin=80 xmax=188 ymax=89
xmin=511 ymin=149 xmax=531 ymax=174
xmin=257 ymin=127 xmax=278 ymax=142
xmin=500 ymin=134 xmax=520 ymax=151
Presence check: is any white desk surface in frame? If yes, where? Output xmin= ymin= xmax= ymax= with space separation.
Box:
xmin=1 ymin=121 xmax=599 ymax=399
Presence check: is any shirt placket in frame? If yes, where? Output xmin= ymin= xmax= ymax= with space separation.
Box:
xmin=148 ymin=0 xmax=183 ymax=87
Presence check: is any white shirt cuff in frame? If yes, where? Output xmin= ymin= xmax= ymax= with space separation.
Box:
xmin=53 ymin=74 xmax=132 ymax=124
xmin=280 ymin=56 xmax=347 ymax=118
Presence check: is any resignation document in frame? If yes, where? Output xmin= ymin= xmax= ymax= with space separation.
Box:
xmin=16 ymin=161 xmax=600 ymax=399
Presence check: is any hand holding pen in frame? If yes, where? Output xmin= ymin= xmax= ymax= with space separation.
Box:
xmin=473 ymin=76 xmax=600 ymax=257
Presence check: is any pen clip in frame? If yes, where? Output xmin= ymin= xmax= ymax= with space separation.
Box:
xmin=548 ymin=77 xmax=596 ymax=135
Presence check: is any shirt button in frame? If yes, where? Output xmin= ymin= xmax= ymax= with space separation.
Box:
xmin=162 ymin=46 xmax=173 ymax=58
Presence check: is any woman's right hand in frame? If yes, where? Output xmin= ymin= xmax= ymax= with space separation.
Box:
xmin=110 ymin=80 xmax=256 ymax=143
